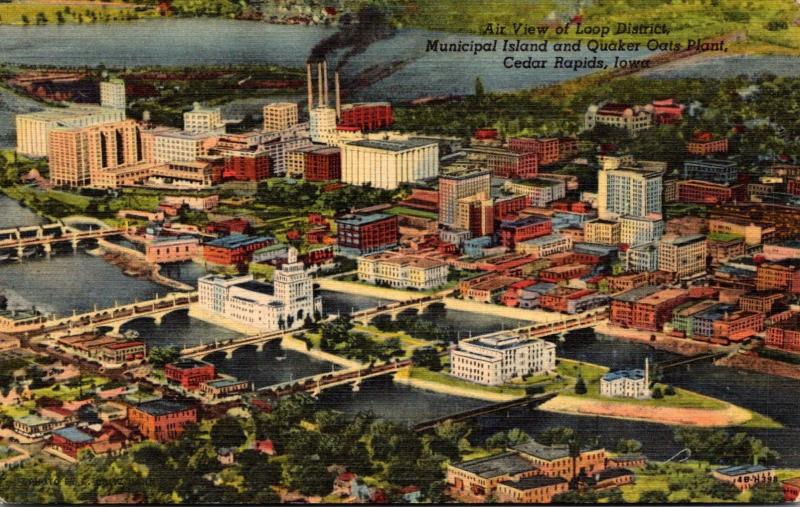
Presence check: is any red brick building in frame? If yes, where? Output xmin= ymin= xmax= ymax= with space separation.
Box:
xmin=205 ymin=218 xmax=251 ymax=235
xmin=51 ymin=426 xmax=95 ymax=459
xmin=756 ymin=260 xmax=800 ymax=294
xmin=687 ymin=132 xmax=729 ymax=156
xmin=739 ymin=292 xmax=785 ymax=314
xmin=498 ymin=215 xmax=552 ymax=249
xmin=335 ymin=213 xmax=398 ymax=256
xmin=765 ymin=312 xmax=800 ymax=353
xmin=611 ymin=286 xmax=689 ymax=331
xmin=465 ymin=147 xmax=539 ymax=179
xmin=223 ymin=150 xmax=270 ymax=181
xmin=508 ymin=137 xmax=560 ymax=165
xmin=712 ymin=310 xmax=764 ymax=342
xmin=338 ymin=102 xmax=393 ymax=131
xmin=538 ymin=264 xmax=592 ymax=284
xmin=304 ymin=146 xmax=341 ymax=181
xmin=127 ymin=399 xmax=197 ymax=442
xmin=677 ymin=180 xmax=747 ymax=204
xmin=202 ymin=234 xmax=273 ymax=265
xmin=164 ymin=359 xmax=216 ymax=390
xmin=493 ymin=194 xmax=530 ymax=221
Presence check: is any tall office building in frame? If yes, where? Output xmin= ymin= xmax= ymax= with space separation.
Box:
xmin=659 ymin=234 xmax=708 ymax=279
xmin=598 ymin=166 xmax=663 ymax=218
xmin=438 ymin=169 xmax=491 ymax=226
xmin=16 ymin=105 xmax=125 ymax=157
xmin=183 ymin=103 xmax=225 ymax=134
xmin=263 ymin=102 xmax=299 ymax=132
xmin=48 ymin=119 xmax=143 ymax=187
xmin=620 ymin=215 xmax=664 ymax=246
xmin=100 ymin=79 xmax=126 ymax=110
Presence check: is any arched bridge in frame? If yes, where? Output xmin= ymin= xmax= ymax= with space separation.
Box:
xmin=351 ymin=296 xmax=444 ymax=326
xmin=258 ymin=359 xmax=412 ymax=398
xmin=515 ymin=310 xmax=609 ymax=339
xmin=180 ymin=329 xmax=287 ymax=360
xmin=11 ymin=293 xmax=197 ymax=336
xmin=0 ymin=222 xmax=126 ymax=256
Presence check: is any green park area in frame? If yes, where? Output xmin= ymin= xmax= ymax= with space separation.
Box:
xmin=620 ymin=460 xmax=796 ymax=504
xmin=384 ymin=206 xmax=438 ymax=221
xmin=0 ymin=2 xmax=157 ymax=26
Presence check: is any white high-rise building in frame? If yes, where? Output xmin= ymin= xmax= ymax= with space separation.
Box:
xmin=183 ymin=103 xmax=225 ymax=134
xmin=197 ymin=249 xmax=322 ymax=331
xmin=15 ymin=105 xmax=125 ymax=157
xmin=450 ymin=332 xmax=556 ymax=386
xmin=100 ymin=79 xmax=126 ymax=110
xmin=620 ymin=215 xmax=664 ymax=246
xmin=598 ymin=166 xmax=663 ymax=218
xmin=341 ymin=138 xmax=439 ymax=190
xmin=309 ymin=106 xmax=337 ymax=144
xmin=658 ymin=234 xmax=707 ymax=279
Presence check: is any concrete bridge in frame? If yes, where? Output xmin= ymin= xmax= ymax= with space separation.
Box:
xmin=0 ymin=222 xmax=126 ymax=257
xmin=514 ymin=310 xmax=609 ymax=339
xmin=258 ymin=359 xmax=412 ymax=398
xmin=351 ymin=296 xmax=444 ymax=325
xmin=180 ymin=329 xmax=287 ymax=360
xmin=14 ymin=293 xmax=197 ymax=336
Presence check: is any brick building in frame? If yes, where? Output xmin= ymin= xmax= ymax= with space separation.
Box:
xmin=202 ymin=234 xmax=273 ymax=266
xmin=338 ymin=102 xmax=393 ymax=131
xmin=765 ymin=313 xmax=800 ymax=353
xmin=499 ymin=215 xmax=553 ymax=249
xmin=164 ymin=359 xmax=217 ymax=390
xmin=304 ymin=145 xmax=341 ymax=181
xmin=508 ymin=137 xmax=560 ymax=165
xmin=676 ymin=180 xmax=746 ymax=204
xmin=687 ymin=132 xmax=729 ymax=156
xmin=127 ymin=399 xmax=197 ymax=442
xmin=145 ymin=236 xmax=200 ymax=263
xmin=464 ymin=146 xmax=538 ymax=179
xmin=335 ymin=213 xmax=399 ymax=257
xmin=222 ymin=149 xmax=270 ymax=181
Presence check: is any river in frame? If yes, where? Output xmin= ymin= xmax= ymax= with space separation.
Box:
xmin=0 ymin=194 xmax=44 ymax=228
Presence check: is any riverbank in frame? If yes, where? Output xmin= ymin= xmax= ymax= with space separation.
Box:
xmin=717 ymin=352 xmax=800 ymax=381
xmin=281 ymin=334 xmax=361 ymax=370
xmin=595 ymin=322 xmax=726 ymax=357
xmin=393 ymin=367 xmax=520 ymax=402
xmin=538 ymin=395 xmax=757 ymax=428
xmin=96 ymin=239 xmax=194 ymax=292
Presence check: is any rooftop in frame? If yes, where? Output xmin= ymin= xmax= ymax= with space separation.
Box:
xmin=500 ymin=476 xmax=567 ymax=491
xmin=613 ymin=285 xmax=662 ymax=303
xmin=134 ymin=399 xmax=194 ymax=417
xmin=235 ymin=280 xmax=276 ymax=296
xmin=512 ymin=440 xmax=572 ymax=461
xmin=52 ymin=426 xmax=94 ymax=444
xmin=336 ymin=213 xmax=394 ymax=226
xmin=715 ymin=464 xmax=773 ymax=476
xmin=602 ymin=369 xmax=646 ymax=382
xmin=346 ymin=139 xmax=436 ymax=152
xmin=205 ymin=234 xmax=273 ymax=249
xmin=451 ymin=452 xmax=537 ymax=478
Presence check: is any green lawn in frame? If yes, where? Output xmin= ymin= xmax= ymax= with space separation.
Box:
xmin=407 ymin=365 xmax=526 ymax=397
xmin=31 ymin=375 xmax=110 ymax=401
xmin=384 ymin=206 xmax=438 ymax=220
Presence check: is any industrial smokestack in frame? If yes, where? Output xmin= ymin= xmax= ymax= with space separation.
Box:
xmin=317 ymin=62 xmax=324 ymax=107
xmin=335 ymin=70 xmax=341 ymax=119
xmin=306 ymin=64 xmax=313 ymax=112
xmin=323 ymin=60 xmax=329 ymax=107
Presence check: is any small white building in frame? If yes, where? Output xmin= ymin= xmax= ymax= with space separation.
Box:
xmin=450 ymin=332 xmax=556 ymax=386
xmin=100 ymin=79 xmax=126 ymax=110
xmin=620 ymin=215 xmax=664 ymax=246
xmin=600 ymin=359 xmax=650 ymax=399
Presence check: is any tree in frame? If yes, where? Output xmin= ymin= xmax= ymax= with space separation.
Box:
xmin=553 ymin=489 xmax=598 ymax=504
xmin=652 ymin=387 xmax=663 ymax=399
xmin=538 ymin=426 xmax=575 ymax=446
xmin=615 ymin=438 xmax=643 ymax=454
xmin=210 ymin=416 xmax=247 ymax=450
xmin=574 ymin=375 xmax=587 ymax=395
xmin=639 ymin=489 xmax=669 ymax=503
xmin=21 ymin=14 xmax=30 ymax=24
xmin=474 ymin=76 xmax=485 ymax=98
xmin=411 ymin=347 xmax=442 ymax=371
xmin=485 ymin=428 xmax=530 ymax=448
xmin=749 ymin=482 xmax=784 ymax=504
xmin=147 ymin=346 xmax=180 ymax=367
xmin=665 ymin=384 xmax=676 ymax=396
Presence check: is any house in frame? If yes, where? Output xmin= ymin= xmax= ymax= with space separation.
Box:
xmin=217 ymin=447 xmax=235 ymax=465
xmin=399 ymin=485 xmax=423 ymax=503
xmin=333 ymin=471 xmax=357 ymax=495
xmin=254 ymin=439 xmax=275 ymax=455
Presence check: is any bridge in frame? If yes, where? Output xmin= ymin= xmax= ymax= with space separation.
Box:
xmin=0 ymin=222 xmax=126 ymax=257
xmin=514 ymin=310 xmax=609 ymax=339
xmin=413 ymin=392 xmax=558 ymax=432
xmin=9 ymin=293 xmax=197 ymax=336
xmin=351 ymin=296 xmax=444 ymax=325
xmin=258 ymin=359 xmax=412 ymax=398
xmin=654 ymin=351 xmax=730 ymax=371
xmin=180 ymin=329 xmax=287 ymax=359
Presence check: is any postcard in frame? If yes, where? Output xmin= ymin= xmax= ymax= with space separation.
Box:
xmin=0 ymin=0 xmax=798 ymax=504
